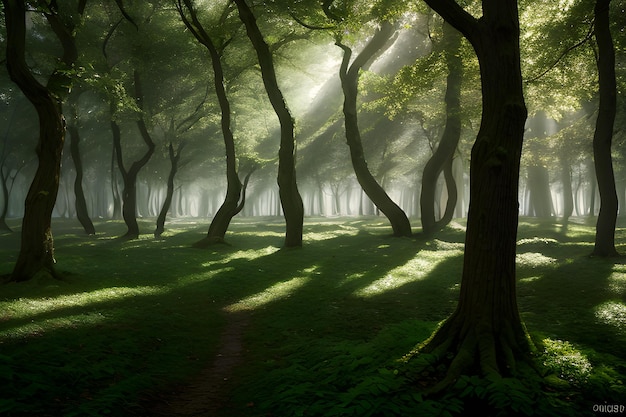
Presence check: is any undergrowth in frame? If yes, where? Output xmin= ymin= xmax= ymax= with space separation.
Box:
xmin=0 ymin=217 xmax=625 ymax=416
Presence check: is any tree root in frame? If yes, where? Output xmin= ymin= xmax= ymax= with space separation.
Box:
xmin=408 ymin=315 xmax=534 ymax=395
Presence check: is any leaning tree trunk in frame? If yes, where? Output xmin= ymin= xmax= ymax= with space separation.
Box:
xmin=178 ymin=0 xmax=247 ymax=247
xmin=67 ymin=107 xmax=96 ymax=235
xmin=337 ymin=21 xmax=412 ymax=237
xmin=591 ymin=0 xmax=618 ymax=257
xmin=155 ymin=142 xmax=183 ymax=238
xmin=421 ymin=21 xmax=463 ymax=236
xmin=417 ymin=0 xmax=530 ymax=392
xmin=234 ymin=0 xmax=304 ymax=247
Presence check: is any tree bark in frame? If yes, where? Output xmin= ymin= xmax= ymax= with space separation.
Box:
xmin=337 ymin=21 xmax=412 ymax=237
xmin=234 ymin=0 xmax=304 ymax=247
xmin=155 ymin=142 xmax=183 ymax=238
xmin=526 ymin=165 xmax=553 ymax=218
xmin=178 ymin=0 xmax=247 ymax=246
xmin=3 ymin=0 xmax=77 ymax=281
xmin=67 ymin=103 xmax=96 ymax=235
xmin=417 ymin=0 xmax=530 ymax=391
xmin=113 ymin=71 xmax=156 ymax=240
xmin=421 ymin=22 xmax=463 ymax=236
xmin=0 ymin=166 xmax=12 ymax=232
xmin=560 ymin=150 xmax=574 ymax=222
xmin=591 ymin=0 xmax=618 ymax=257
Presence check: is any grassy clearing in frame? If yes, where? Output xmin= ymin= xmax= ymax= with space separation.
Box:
xmin=0 ymin=216 xmax=625 ymax=416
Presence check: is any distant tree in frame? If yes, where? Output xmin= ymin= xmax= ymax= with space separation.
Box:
xmin=414 ymin=0 xmax=531 ymax=391
xmin=114 ymin=70 xmax=156 ymax=239
xmin=591 ymin=0 xmax=619 ymax=257
xmin=2 ymin=0 xmax=83 ymax=281
xmin=233 ymin=0 xmax=304 ymax=247
xmin=154 ymin=140 xmax=185 ymax=238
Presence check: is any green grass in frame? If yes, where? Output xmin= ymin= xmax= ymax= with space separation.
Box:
xmin=0 ymin=216 xmax=625 ymax=416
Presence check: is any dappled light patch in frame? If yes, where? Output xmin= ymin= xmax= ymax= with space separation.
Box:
xmin=355 ymin=248 xmax=461 ymax=297
xmin=0 ymin=286 xmax=164 ymax=323
xmin=519 ymin=276 xmax=541 ymax=283
xmin=608 ymin=269 xmax=626 ymax=295
xmin=595 ymin=301 xmax=626 ymax=332
xmin=2 ymin=312 xmax=108 ymax=339
xmin=517 ymin=237 xmax=559 ymax=246
xmin=516 ymin=252 xmax=557 ymax=268
xmin=540 ymin=338 xmax=592 ymax=384
xmin=224 ymin=274 xmax=313 ymax=312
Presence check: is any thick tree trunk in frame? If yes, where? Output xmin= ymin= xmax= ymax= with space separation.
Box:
xmin=338 ymin=22 xmax=412 ymax=237
xmin=68 ymin=117 xmax=95 ymax=235
xmin=421 ymin=22 xmax=463 ymax=236
xmin=3 ymin=0 xmax=76 ymax=281
xmin=591 ymin=0 xmax=618 ymax=257
xmin=155 ymin=142 xmax=182 ymax=238
xmin=234 ymin=0 xmax=303 ymax=247
xmin=418 ymin=0 xmax=530 ymax=391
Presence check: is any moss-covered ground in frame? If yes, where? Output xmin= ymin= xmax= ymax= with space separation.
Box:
xmin=0 ymin=216 xmax=625 ymax=416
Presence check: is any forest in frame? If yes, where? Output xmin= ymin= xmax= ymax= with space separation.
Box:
xmin=0 ymin=0 xmax=625 ymax=416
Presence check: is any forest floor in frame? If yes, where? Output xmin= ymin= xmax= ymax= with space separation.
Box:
xmin=1 ymin=216 xmax=625 ymax=417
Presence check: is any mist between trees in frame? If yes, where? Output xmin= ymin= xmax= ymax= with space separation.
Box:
xmin=0 ymin=1 xmax=623 ymax=228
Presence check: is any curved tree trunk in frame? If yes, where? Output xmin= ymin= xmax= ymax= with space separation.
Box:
xmin=421 ymin=22 xmax=463 ymax=236
xmin=155 ymin=142 xmax=183 ymax=238
xmin=234 ymin=0 xmax=304 ymax=247
xmin=417 ymin=0 xmax=530 ymax=391
xmin=113 ymin=71 xmax=156 ymax=240
xmin=178 ymin=0 xmax=247 ymax=247
xmin=67 ymin=106 xmax=96 ymax=235
xmin=3 ymin=0 xmax=81 ymax=281
xmin=591 ymin=0 xmax=618 ymax=257
xmin=337 ymin=21 xmax=412 ymax=237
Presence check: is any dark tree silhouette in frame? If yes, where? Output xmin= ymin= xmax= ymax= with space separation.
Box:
xmin=3 ymin=0 xmax=79 ymax=281
xmin=591 ymin=0 xmax=619 ymax=257
xmin=67 ymin=98 xmax=96 ymax=235
xmin=177 ymin=0 xmax=251 ymax=246
xmin=415 ymin=0 xmax=530 ymax=391
xmin=337 ymin=21 xmax=412 ymax=237
xmin=234 ymin=0 xmax=304 ymax=248
xmin=420 ymin=21 xmax=463 ymax=236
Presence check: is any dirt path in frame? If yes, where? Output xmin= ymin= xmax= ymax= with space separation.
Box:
xmin=146 ymin=312 xmax=249 ymax=417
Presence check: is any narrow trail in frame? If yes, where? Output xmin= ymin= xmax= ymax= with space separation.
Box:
xmin=146 ymin=312 xmax=249 ymax=417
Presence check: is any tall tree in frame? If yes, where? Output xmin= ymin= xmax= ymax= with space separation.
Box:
xmin=414 ymin=0 xmax=530 ymax=391
xmin=113 ymin=70 xmax=156 ymax=239
xmin=591 ymin=0 xmax=619 ymax=257
xmin=336 ymin=21 xmax=412 ymax=237
xmin=67 ymin=94 xmax=96 ymax=235
xmin=2 ymin=0 xmax=80 ymax=281
xmin=233 ymin=0 xmax=304 ymax=247
xmin=420 ymin=21 xmax=463 ymax=235
xmin=177 ymin=0 xmax=250 ymax=246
